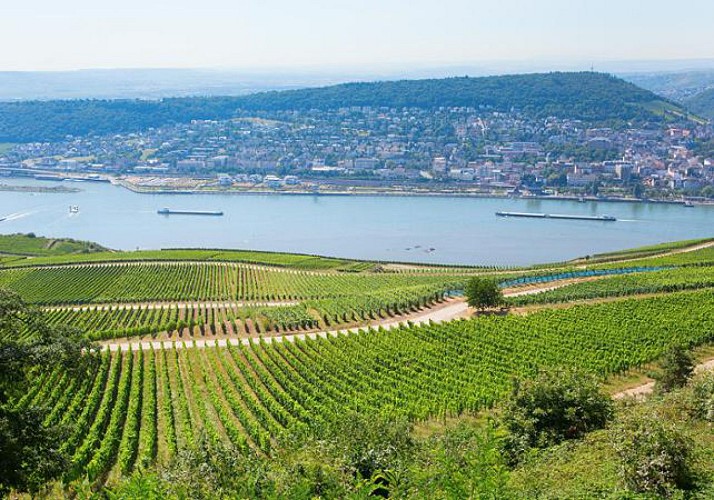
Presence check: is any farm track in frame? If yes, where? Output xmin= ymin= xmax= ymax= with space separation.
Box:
xmin=97 ymin=280 xmax=594 ymax=351
xmin=572 ymin=239 xmax=714 ymax=267
xmin=614 ymin=358 xmax=714 ymax=400
xmin=102 ymin=299 xmax=472 ymax=352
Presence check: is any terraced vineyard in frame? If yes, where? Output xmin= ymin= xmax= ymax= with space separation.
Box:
xmin=19 ymin=290 xmax=714 ymax=485
xmin=0 ymin=261 xmax=473 ymax=341
xmin=36 ymin=285 xmax=447 ymax=342
xmin=0 ymin=262 xmax=470 ymax=305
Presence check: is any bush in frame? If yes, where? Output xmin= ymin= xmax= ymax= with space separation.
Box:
xmin=500 ymin=368 xmax=613 ymax=463
xmin=688 ymin=372 xmax=714 ymax=422
xmin=412 ymin=422 xmax=510 ymax=498
xmin=611 ymin=409 xmax=693 ymax=497
xmin=655 ymin=345 xmax=695 ymax=394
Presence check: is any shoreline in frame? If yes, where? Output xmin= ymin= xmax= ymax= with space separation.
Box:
xmin=113 ymin=179 xmax=711 ymax=206
xmin=0 ymin=183 xmax=82 ymax=194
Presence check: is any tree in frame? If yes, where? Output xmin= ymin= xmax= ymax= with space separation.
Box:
xmin=655 ymin=345 xmax=695 ymax=394
xmin=611 ymin=409 xmax=693 ymax=497
xmin=500 ymin=368 xmax=613 ymax=463
xmin=632 ymin=182 xmax=645 ymax=199
xmin=0 ymin=289 xmax=94 ymax=495
xmin=465 ymin=278 xmax=503 ymax=311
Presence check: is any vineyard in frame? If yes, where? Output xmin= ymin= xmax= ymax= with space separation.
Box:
xmin=31 ymin=284 xmax=448 ymax=342
xmin=0 ymin=260 xmax=477 ymax=341
xmin=18 ymin=289 xmax=714 ymax=486
xmin=508 ymin=265 xmax=714 ymax=305
xmin=0 ymin=262 xmax=470 ymax=305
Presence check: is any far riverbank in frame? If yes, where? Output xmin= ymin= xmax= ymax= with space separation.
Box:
xmin=113 ymin=179 xmax=711 ymax=207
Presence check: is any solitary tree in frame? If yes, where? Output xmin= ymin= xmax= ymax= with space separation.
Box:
xmin=464 ymin=278 xmax=503 ymax=311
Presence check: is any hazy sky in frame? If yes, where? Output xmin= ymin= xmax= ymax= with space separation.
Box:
xmin=3 ymin=0 xmax=713 ymax=71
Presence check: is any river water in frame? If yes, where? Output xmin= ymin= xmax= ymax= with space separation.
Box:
xmin=0 ymin=178 xmax=711 ymax=266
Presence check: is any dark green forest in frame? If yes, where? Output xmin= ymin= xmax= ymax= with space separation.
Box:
xmin=0 ymin=72 xmax=681 ymax=143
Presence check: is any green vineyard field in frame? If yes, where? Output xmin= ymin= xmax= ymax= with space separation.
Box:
xmin=509 ymin=265 xmax=714 ymax=305
xmin=19 ymin=289 xmax=714 ymax=485
xmin=0 ymin=262 xmax=470 ymax=305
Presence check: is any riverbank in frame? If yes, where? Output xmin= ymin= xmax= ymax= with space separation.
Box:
xmin=113 ymin=178 xmax=711 ymax=206
xmin=0 ymin=183 xmax=81 ymax=194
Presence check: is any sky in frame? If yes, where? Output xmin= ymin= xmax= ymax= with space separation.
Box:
xmin=3 ymin=0 xmax=714 ymax=72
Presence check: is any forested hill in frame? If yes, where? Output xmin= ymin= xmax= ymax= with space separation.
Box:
xmin=230 ymin=72 xmax=669 ymax=117
xmin=0 ymin=72 xmax=682 ymax=142
xmin=686 ymin=88 xmax=714 ymax=119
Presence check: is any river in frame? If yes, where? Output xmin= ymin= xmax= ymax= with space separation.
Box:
xmin=0 ymin=178 xmax=712 ymax=266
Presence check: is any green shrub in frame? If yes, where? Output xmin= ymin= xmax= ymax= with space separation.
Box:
xmin=611 ymin=409 xmax=693 ymax=497
xmin=500 ymin=369 xmax=613 ymax=463
xmin=688 ymin=372 xmax=714 ymax=422
xmin=655 ymin=345 xmax=695 ymax=394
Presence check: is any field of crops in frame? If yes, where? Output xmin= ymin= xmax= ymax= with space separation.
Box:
xmin=0 ymin=233 xmax=106 ymax=257
xmin=18 ymin=289 xmax=714 ymax=485
xmin=0 ymin=262 xmax=469 ymax=305
xmin=0 ymin=245 xmax=382 ymax=271
xmin=509 ymin=265 xmax=714 ymax=305
xmin=573 ymin=237 xmax=713 ymax=264
xmin=593 ymin=244 xmax=714 ymax=269
xmin=32 ymin=285 xmax=447 ymax=342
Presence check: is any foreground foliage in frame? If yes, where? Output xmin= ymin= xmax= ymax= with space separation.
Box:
xmin=500 ymin=369 xmax=613 ymax=463
xmin=0 ymin=290 xmax=94 ymax=495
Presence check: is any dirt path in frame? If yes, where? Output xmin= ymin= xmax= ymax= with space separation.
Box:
xmin=573 ymin=239 xmax=714 ymax=267
xmin=102 ymin=298 xmax=472 ymax=352
xmin=98 ymin=281 xmax=579 ymax=352
xmin=501 ymin=276 xmax=607 ymax=297
xmin=614 ymin=358 xmax=714 ymax=399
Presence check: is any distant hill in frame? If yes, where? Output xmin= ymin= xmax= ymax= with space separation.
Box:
xmin=0 ymin=72 xmax=685 ymax=142
xmin=624 ymin=69 xmax=714 ymax=102
xmin=686 ymin=88 xmax=714 ymax=119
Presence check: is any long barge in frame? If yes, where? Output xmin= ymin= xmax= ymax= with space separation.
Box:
xmin=157 ymin=208 xmax=224 ymax=216
xmin=496 ymin=211 xmax=616 ymax=222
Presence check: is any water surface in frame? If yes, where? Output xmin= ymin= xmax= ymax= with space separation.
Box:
xmin=0 ymin=178 xmax=711 ymax=266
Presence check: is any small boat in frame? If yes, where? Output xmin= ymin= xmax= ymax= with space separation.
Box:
xmin=683 ymin=201 xmax=694 ymax=207
xmin=69 ymin=205 xmax=79 ymax=214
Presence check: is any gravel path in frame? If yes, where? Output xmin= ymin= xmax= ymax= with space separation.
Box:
xmin=103 ymin=298 xmax=471 ymax=351
xmin=99 ymin=283 xmax=569 ymax=351
xmin=613 ymin=358 xmax=714 ymax=399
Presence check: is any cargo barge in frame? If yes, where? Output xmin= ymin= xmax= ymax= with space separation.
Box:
xmin=157 ymin=208 xmax=224 ymax=216
xmin=496 ymin=211 xmax=616 ymax=222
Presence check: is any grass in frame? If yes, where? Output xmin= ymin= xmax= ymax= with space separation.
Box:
xmin=0 ymin=233 xmax=107 ymax=257
xmin=0 ymin=142 xmax=16 ymax=154
xmin=508 ymin=378 xmax=714 ymax=499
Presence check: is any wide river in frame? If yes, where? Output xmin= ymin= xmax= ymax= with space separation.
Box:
xmin=0 ymin=178 xmax=712 ymax=266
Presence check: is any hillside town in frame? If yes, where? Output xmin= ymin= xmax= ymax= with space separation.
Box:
xmin=1 ymin=106 xmax=713 ymax=200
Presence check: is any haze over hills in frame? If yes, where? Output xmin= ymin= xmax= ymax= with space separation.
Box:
xmin=0 ymin=72 xmax=686 ymax=143
xmin=624 ymin=69 xmax=714 ymax=102
xmin=1 ymin=59 xmax=714 ymax=101
xmin=686 ymin=88 xmax=714 ymax=119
